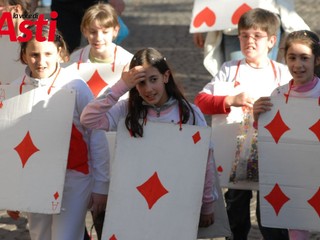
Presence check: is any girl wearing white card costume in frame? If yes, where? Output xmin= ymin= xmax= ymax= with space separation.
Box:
xmin=64 ymin=3 xmax=132 ymax=238
xmin=254 ymin=30 xmax=320 ymax=240
xmin=80 ymin=47 xmax=218 ymax=227
xmin=7 ymin=25 xmax=110 ymax=240
xmin=66 ymin=3 xmax=132 ymax=79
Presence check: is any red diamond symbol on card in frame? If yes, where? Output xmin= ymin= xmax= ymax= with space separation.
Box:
xmin=308 ymin=187 xmax=320 ymax=217
xmin=192 ymin=131 xmax=201 ymax=144
xmin=54 ymin=192 xmax=59 ymax=200
xmin=264 ymin=110 xmax=290 ymax=144
xmin=109 ymin=234 xmax=117 ymax=240
xmin=14 ymin=131 xmax=39 ymax=168
xmin=87 ymin=69 xmax=108 ymax=97
xmin=264 ymin=183 xmax=290 ymax=216
xmin=137 ymin=172 xmax=169 ymax=209
xmin=309 ymin=119 xmax=320 ymax=142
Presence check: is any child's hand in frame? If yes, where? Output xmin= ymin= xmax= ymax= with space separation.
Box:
xmin=199 ymin=212 xmax=214 ymax=228
xmin=225 ymin=92 xmax=254 ymax=108
xmin=121 ymin=65 xmax=146 ymax=89
xmin=87 ymin=193 xmax=108 ymax=220
xmin=193 ymin=33 xmax=205 ymax=48
xmin=7 ymin=210 xmax=20 ymax=220
xmin=253 ymin=97 xmax=273 ymax=122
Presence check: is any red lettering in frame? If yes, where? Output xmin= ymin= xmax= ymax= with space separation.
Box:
xmin=1 ymin=12 xmax=58 ymax=42
xmin=48 ymin=11 xmax=58 ymax=41
xmin=0 ymin=12 xmax=17 ymax=41
xmin=17 ymin=20 xmax=34 ymax=42
xmin=34 ymin=14 xmax=48 ymax=42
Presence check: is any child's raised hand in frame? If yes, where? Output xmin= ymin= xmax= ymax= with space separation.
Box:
xmin=121 ymin=65 xmax=146 ymax=89
xmin=253 ymin=97 xmax=273 ymax=122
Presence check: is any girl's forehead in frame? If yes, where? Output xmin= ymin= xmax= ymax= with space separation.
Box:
xmin=88 ymin=20 xmax=111 ymax=30
xmin=142 ymin=64 xmax=159 ymax=73
xmin=25 ymin=39 xmax=58 ymax=50
xmin=288 ymin=42 xmax=313 ymax=53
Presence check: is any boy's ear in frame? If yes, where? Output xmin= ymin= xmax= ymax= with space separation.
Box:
xmin=268 ymin=35 xmax=277 ymax=49
xmin=316 ymin=56 xmax=320 ymax=66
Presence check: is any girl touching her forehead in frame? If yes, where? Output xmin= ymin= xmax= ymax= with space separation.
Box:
xmin=81 ymin=47 xmax=218 ymax=227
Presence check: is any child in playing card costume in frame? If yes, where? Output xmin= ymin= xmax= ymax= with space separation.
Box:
xmin=66 ymin=2 xmax=132 ymax=71
xmin=194 ymin=8 xmax=292 ymax=240
xmin=80 ymin=47 xmax=218 ymax=227
xmin=6 ymin=25 xmax=110 ymax=240
xmin=253 ymin=30 xmax=320 ymax=240
xmin=63 ymin=4 xmax=132 ymax=239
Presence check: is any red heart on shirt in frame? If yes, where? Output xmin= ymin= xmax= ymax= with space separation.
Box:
xmin=231 ymin=3 xmax=252 ymax=24
xmin=193 ymin=7 xmax=216 ymax=28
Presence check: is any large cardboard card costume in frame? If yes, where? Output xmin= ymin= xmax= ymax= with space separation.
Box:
xmin=258 ymin=97 xmax=320 ymax=231
xmin=101 ymin=120 xmax=229 ymax=239
xmin=0 ymin=85 xmax=75 ymax=214
xmin=211 ymin=82 xmax=258 ymax=190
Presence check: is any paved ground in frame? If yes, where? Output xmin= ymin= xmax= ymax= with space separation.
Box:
xmin=0 ymin=0 xmax=320 ymax=239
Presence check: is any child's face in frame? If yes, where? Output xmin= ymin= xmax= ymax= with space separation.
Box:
xmin=239 ymin=28 xmax=276 ymax=65
xmin=135 ymin=65 xmax=169 ymax=107
xmin=285 ymin=42 xmax=319 ymax=86
xmin=83 ymin=20 xmax=119 ymax=57
xmin=22 ymin=39 xmax=61 ymax=79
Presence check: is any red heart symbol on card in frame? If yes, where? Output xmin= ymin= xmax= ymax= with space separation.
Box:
xmin=193 ymin=7 xmax=216 ymax=28
xmin=231 ymin=3 xmax=252 ymax=25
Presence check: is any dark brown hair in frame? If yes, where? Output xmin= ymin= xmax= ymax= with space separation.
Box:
xmin=284 ymin=30 xmax=320 ymax=77
xmin=125 ymin=48 xmax=196 ymax=137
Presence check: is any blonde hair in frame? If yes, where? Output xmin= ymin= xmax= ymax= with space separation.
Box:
xmin=81 ymin=3 xmax=119 ymax=34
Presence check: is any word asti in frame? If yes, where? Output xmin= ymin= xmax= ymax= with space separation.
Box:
xmin=0 ymin=11 xmax=58 ymax=42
